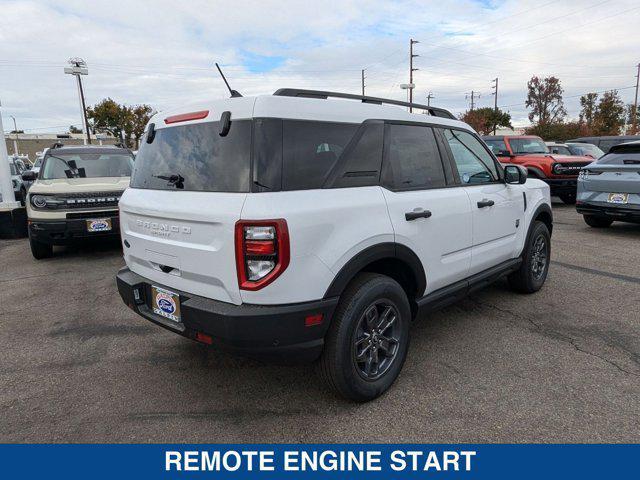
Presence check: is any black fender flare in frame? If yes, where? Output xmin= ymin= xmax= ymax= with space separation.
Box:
xmin=524 ymin=203 xmax=553 ymax=253
xmin=323 ymin=243 xmax=426 ymax=299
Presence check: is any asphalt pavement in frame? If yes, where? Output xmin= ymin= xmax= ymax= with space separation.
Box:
xmin=1 ymin=202 xmax=638 ymax=442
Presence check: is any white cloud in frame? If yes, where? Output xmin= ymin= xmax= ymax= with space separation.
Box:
xmin=1 ymin=0 xmax=639 ymax=132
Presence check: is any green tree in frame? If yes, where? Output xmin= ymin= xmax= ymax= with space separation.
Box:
xmin=592 ymin=90 xmax=625 ymax=135
xmin=459 ymin=107 xmax=512 ymax=135
xmin=524 ymin=121 xmax=589 ymax=142
xmin=69 ymin=125 xmax=82 ymax=134
xmin=579 ymin=92 xmax=598 ymax=129
xmin=87 ymin=98 xmax=155 ymax=148
xmin=525 ymin=76 xmax=566 ymax=127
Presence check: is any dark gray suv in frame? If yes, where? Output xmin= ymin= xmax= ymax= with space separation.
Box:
xmin=576 ymin=141 xmax=640 ymax=227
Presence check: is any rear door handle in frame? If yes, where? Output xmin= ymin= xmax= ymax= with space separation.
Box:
xmin=405 ymin=209 xmax=432 ymax=221
xmin=477 ymin=199 xmax=495 ymax=208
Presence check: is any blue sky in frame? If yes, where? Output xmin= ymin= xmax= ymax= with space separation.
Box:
xmin=1 ymin=0 xmax=639 ymax=133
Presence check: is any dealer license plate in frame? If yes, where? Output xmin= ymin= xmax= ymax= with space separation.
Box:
xmin=86 ymin=218 xmax=112 ymax=232
xmin=607 ymin=193 xmax=628 ymax=204
xmin=151 ymin=286 xmax=181 ymax=322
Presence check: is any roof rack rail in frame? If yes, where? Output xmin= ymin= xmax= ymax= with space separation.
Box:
xmin=50 ymin=142 xmax=64 ymax=149
xmin=273 ymin=88 xmax=456 ymax=120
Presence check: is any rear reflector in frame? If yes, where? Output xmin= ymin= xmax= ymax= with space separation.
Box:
xmin=164 ymin=110 xmax=209 ymax=124
xmin=305 ymin=313 xmax=323 ymax=327
xmin=195 ymin=332 xmax=213 ymax=345
xmin=245 ymin=240 xmax=276 ymax=256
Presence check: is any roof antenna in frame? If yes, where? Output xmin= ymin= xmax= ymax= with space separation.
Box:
xmin=215 ymin=62 xmax=243 ymax=98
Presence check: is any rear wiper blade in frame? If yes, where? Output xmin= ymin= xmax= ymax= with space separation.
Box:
xmin=153 ymin=173 xmax=184 ymax=188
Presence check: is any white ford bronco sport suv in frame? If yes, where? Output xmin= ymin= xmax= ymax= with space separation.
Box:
xmin=23 ymin=143 xmax=134 ymax=259
xmin=116 ymin=89 xmax=552 ymax=401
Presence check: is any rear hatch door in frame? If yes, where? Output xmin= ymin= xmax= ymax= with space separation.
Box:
xmin=120 ymin=104 xmax=255 ymax=305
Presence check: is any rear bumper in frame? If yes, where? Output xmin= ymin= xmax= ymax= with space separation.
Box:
xmin=576 ymin=201 xmax=640 ymax=223
xmin=29 ymin=215 xmax=120 ymax=245
xmin=116 ymin=267 xmax=338 ymax=362
xmin=544 ymin=178 xmax=577 ymax=195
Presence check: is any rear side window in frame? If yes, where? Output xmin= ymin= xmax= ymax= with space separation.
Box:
xmin=131 ymin=121 xmax=251 ymax=192
xmin=282 ymin=121 xmax=358 ymax=190
xmin=382 ymin=124 xmax=446 ymax=190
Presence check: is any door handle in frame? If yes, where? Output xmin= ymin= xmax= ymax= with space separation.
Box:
xmin=405 ymin=209 xmax=432 ymax=221
xmin=477 ymin=199 xmax=495 ymax=208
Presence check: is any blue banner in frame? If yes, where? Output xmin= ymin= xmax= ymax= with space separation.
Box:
xmin=0 ymin=444 xmax=637 ymax=479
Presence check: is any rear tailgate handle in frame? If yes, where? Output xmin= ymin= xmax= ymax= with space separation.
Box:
xmin=477 ymin=199 xmax=495 ymax=208
xmin=405 ymin=209 xmax=432 ymax=221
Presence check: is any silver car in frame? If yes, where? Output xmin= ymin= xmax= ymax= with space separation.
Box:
xmin=576 ymin=141 xmax=640 ymax=227
xmin=7 ymin=156 xmax=32 ymax=206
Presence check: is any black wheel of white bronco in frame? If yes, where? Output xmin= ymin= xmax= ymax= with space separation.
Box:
xmin=29 ymin=233 xmax=53 ymax=260
xmin=319 ymin=273 xmax=411 ymax=402
xmin=508 ymin=221 xmax=550 ymax=293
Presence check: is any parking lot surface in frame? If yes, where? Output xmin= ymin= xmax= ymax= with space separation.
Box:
xmin=1 ymin=202 xmax=639 ymax=443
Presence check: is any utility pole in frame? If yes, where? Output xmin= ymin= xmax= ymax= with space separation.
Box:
xmin=9 ymin=115 xmax=18 ymax=155
xmin=426 ymin=91 xmax=434 ymax=107
xmin=491 ymin=78 xmax=499 ymax=134
xmin=465 ymin=90 xmax=480 ymax=111
xmin=632 ymin=63 xmax=639 ymax=135
xmin=361 ymin=69 xmax=366 ymax=96
xmin=64 ymin=58 xmax=91 ymax=145
xmin=409 ymin=39 xmax=419 ymax=112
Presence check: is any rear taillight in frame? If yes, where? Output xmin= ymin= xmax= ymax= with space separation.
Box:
xmin=235 ymin=219 xmax=290 ymax=290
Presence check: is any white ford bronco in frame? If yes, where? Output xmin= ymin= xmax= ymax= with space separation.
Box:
xmin=116 ymin=89 xmax=552 ymax=401
xmin=23 ymin=144 xmax=134 ymax=259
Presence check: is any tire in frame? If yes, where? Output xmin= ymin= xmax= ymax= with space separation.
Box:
xmin=508 ymin=221 xmax=551 ymax=294
xmin=559 ymin=193 xmax=576 ymax=205
xmin=318 ymin=273 xmax=411 ymax=402
xmin=583 ymin=215 xmax=613 ymax=228
xmin=29 ymin=233 xmax=53 ymax=260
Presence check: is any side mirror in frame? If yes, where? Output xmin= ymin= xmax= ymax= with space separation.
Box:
xmin=21 ymin=170 xmax=37 ymax=182
xmin=504 ymin=164 xmax=527 ymax=184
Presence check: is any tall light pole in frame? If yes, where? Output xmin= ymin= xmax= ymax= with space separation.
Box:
xmin=9 ymin=115 xmax=18 ymax=155
xmin=0 ymin=101 xmax=19 ymax=208
xmin=64 ymin=58 xmax=91 ymax=145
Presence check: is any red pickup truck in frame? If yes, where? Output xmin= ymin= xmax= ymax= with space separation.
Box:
xmin=482 ymin=135 xmax=593 ymax=204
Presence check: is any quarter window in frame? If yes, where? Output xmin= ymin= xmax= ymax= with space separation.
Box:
xmin=442 ymin=129 xmax=498 ymax=184
xmin=282 ymin=120 xmax=358 ymax=190
xmin=383 ymin=124 xmax=446 ymax=190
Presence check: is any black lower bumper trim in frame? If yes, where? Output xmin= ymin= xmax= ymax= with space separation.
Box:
xmin=544 ymin=178 xmax=577 ymax=195
xmin=116 ymin=267 xmax=338 ymax=362
xmin=577 ymin=201 xmax=640 ymax=222
xmin=29 ymin=215 xmax=120 ymax=245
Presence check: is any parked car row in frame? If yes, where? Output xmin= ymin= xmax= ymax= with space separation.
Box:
xmin=20 ymin=89 xmax=554 ymax=402
xmin=483 ymin=135 xmax=592 ymax=204
xmin=15 ymin=89 xmax=639 ymax=401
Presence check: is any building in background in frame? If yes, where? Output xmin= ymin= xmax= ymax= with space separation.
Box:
xmin=4 ymin=133 xmax=118 ymax=161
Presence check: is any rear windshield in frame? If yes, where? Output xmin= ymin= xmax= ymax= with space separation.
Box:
xmin=41 ymin=152 xmax=133 ymax=179
xmin=596 ymin=152 xmax=640 ymax=165
xmin=131 ymin=121 xmax=251 ymax=192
